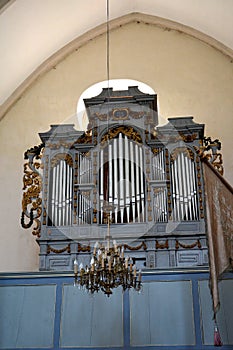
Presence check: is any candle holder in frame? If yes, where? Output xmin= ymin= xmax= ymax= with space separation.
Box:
xmin=74 ymin=214 xmax=142 ymax=296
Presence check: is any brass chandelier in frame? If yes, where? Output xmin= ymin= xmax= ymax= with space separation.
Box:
xmin=74 ymin=214 xmax=142 ymax=297
xmin=73 ymin=0 xmax=142 ymax=296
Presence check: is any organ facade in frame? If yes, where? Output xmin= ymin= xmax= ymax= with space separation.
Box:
xmin=22 ymin=87 xmax=220 ymax=271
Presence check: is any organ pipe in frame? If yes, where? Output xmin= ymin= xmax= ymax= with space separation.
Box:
xmin=49 ymin=157 xmax=73 ymax=226
xmin=171 ymin=149 xmax=199 ymax=221
xmin=98 ymin=133 xmax=146 ymax=224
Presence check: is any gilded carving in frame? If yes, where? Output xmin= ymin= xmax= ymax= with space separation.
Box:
xmin=78 ymin=243 xmax=91 ymax=252
xmin=92 ymin=108 xmax=145 ymax=122
xmin=194 ymin=136 xmax=224 ymax=175
xmin=122 ymin=242 xmax=147 ymax=251
xmin=47 ymin=244 xmax=71 ymax=254
xmin=175 ymin=239 xmax=202 ymax=250
xmin=47 ymin=141 xmax=73 ymax=149
xmin=156 ymin=240 xmax=169 ymax=249
xmin=50 ymin=153 xmax=73 ymax=168
xmin=21 ymin=144 xmax=44 ymax=237
xmin=100 ymin=126 xmax=142 ymax=146
xmin=76 ymin=130 xmax=93 ymax=144
xmin=170 ymin=147 xmax=194 ymax=162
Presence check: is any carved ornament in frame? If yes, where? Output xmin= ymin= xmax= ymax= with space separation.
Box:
xmin=122 ymin=242 xmax=147 ymax=251
xmin=47 ymin=244 xmax=71 ymax=254
xmin=92 ymin=108 xmax=145 ymax=122
xmin=50 ymin=153 xmax=73 ymax=168
xmin=21 ymin=145 xmax=44 ymax=237
xmin=156 ymin=239 xmax=169 ymax=249
xmin=75 ymin=130 xmax=93 ymax=144
xmin=175 ymin=239 xmax=202 ymax=250
xmin=170 ymin=147 xmax=194 ymax=162
xmin=78 ymin=243 xmax=91 ymax=252
xmin=195 ymin=137 xmax=224 ymax=175
xmin=101 ymin=126 xmax=142 ymax=146
xmin=46 ymin=141 xmax=73 ymax=149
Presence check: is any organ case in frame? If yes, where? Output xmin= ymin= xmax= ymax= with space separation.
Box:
xmin=22 ymin=87 xmax=210 ymax=271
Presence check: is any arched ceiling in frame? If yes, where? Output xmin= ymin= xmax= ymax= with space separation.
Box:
xmin=0 ymin=0 xmax=233 ymax=106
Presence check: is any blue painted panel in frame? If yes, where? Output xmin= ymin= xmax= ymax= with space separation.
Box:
xmin=220 ymin=279 xmax=233 ymax=344
xmin=199 ymin=279 xmax=233 ymax=345
xmin=60 ymin=285 xmax=123 ymax=347
xmin=0 ymin=284 xmax=56 ymax=349
xmin=130 ymin=280 xmax=195 ymax=346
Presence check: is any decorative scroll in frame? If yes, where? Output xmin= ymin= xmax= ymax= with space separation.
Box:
xmin=76 ymin=130 xmax=93 ymax=144
xmin=123 ymin=242 xmax=147 ymax=251
xmin=175 ymin=239 xmax=202 ymax=250
xmin=156 ymin=240 xmax=169 ymax=249
xmin=156 ymin=132 xmax=197 ymax=144
xmin=46 ymin=141 xmax=73 ymax=149
xmin=170 ymin=147 xmax=194 ymax=162
xmin=100 ymin=126 xmax=142 ymax=146
xmin=92 ymin=108 xmax=145 ymax=122
xmin=21 ymin=143 xmax=44 ymax=237
xmin=195 ymin=137 xmax=224 ymax=175
xmin=50 ymin=153 xmax=73 ymax=168
xmin=78 ymin=243 xmax=91 ymax=252
xmin=47 ymin=244 xmax=71 ymax=254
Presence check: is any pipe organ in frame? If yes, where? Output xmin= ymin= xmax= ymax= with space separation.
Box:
xmin=99 ymin=133 xmax=146 ymax=224
xmin=22 ymin=86 xmax=217 ymax=271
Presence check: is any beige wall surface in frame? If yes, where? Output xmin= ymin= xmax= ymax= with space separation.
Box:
xmin=0 ymin=21 xmax=232 ymax=272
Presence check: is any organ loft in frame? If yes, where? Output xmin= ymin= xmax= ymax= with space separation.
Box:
xmin=21 ymin=86 xmax=221 ymax=271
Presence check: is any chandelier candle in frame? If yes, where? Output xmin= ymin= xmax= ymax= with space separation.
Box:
xmin=73 ymin=243 xmax=142 ymax=296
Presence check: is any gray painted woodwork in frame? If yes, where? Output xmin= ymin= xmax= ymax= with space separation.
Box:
xmin=60 ymin=285 xmax=123 ymax=347
xmin=130 ymin=281 xmax=195 ymax=346
xmin=24 ymin=87 xmax=209 ymax=271
xmin=0 ymin=274 xmax=233 ymax=348
xmin=0 ymin=285 xmax=56 ymax=348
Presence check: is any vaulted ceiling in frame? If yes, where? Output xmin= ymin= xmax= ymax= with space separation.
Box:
xmin=1 ymin=0 xmax=233 ymax=106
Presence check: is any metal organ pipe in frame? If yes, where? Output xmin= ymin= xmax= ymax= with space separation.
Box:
xmin=139 ymin=146 xmax=144 ymax=221
xmin=50 ymin=158 xmax=73 ymax=226
xmin=51 ymin=166 xmax=56 ymax=225
xmin=125 ymin=136 xmax=130 ymax=222
xmin=180 ymin=153 xmax=188 ymax=220
xmin=55 ymin=160 xmax=60 ymax=226
xmin=66 ymin=164 xmax=70 ymax=226
xmin=113 ymin=138 xmax=118 ymax=222
xmin=62 ymin=160 xmax=66 ymax=226
xmin=100 ymin=148 xmax=104 ymax=223
xmin=191 ymin=159 xmax=198 ymax=220
xmin=135 ymin=147 xmax=140 ymax=214
xmin=97 ymin=133 xmax=147 ymax=224
xmin=108 ymin=143 xmax=113 ymax=207
xmin=185 ymin=155 xmax=192 ymax=220
xmin=119 ymin=133 xmax=124 ymax=223
xmin=130 ymin=141 xmax=136 ymax=223
xmin=171 ymin=150 xmax=199 ymax=221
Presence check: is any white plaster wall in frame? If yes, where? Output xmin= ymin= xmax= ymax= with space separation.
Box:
xmin=0 ymin=21 xmax=232 ymax=272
